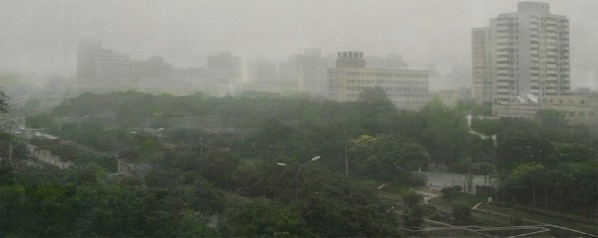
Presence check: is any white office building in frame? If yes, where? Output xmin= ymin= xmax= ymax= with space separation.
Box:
xmin=472 ymin=2 xmax=570 ymax=104
xmin=328 ymin=51 xmax=430 ymax=110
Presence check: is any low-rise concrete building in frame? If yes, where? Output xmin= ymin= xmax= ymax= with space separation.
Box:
xmin=328 ymin=51 xmax=430 ymax=110
xmin=492 ymin=94 xmax=598 ymax=127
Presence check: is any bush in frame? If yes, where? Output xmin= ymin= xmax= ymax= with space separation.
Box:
xmin=441 ymin=185 xmax=463 ymax=197
xmin=452 ymin=203 xmax=473 ymax=225
xmin=402 ymin=207 xmax=424 ymax=228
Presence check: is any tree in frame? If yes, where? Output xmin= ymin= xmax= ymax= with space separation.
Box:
xmin=538 ymin=109 xmax=567 ymax=128
xmin=223 ymin=196 xmax=309 ymax=237
xmin=452 ymin=203 xmax=473 ymax=225
xmin=419 ymin=97 xmax=469 ymax=169
xmin=399 ymin=143 xmax=431 ymax=171
xmin=511 ymin=163 xmax=545 ymax=207
xmin=551 ymin=143 xmax=596 ymax=163
xmin=0 ymin=87 xmax=7 ymax=113
xmin=477 ymin=162 xmax=495 ymax=186
xmin=197 ymin=150 xmax=240 ymax=189
xmin=401 ymin=190 xmax=424 ymax=228
xmin=355 ymin=86 xmax=397 ymax=133
xmin=402 ymin=190 xmax=423 ymax=210
xmin=496 ymin=134 xmax=554 ymax=172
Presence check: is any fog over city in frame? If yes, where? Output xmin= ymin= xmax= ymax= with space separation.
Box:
xmin=1 ymin=0 xmax=597 ymax=89
xmin=3 ymin=1 xmax=598 ymax=236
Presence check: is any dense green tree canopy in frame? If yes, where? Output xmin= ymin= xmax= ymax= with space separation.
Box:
xmin=4 ymin=90 xmax=596 ymax=236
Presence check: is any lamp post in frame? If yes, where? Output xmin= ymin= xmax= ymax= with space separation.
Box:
xmin=277 ymin=155 xmax=321 ymax=200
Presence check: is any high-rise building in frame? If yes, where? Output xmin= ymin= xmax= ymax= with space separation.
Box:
xmin=279 ymin=49 xmax=328 ymax=95
xmin=248 ymin=58 xmax=277 ymax=82
xmin=76 ymin=37 xmax=132 ymax=92
xmin=328 ymin=51 xmax=430 ymax=110
xmin=95 ymin=49 xmax=130 ymax=83
xmin=207 ymin=52 xmax=241 ymax=82
xmin=472 ymin=27 xmax=492 ymax=103
xmin=130 ymin=56 xmax=174 ymax=80
xmin=76 ymin=37 xmax=101 ymax=81
xmin=472 ymin=2 xmax=570 ymax=104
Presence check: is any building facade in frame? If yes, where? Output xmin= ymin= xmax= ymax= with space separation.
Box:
xmin=248 ymin=58 xmax=277 ymax=83
xmin=77 ymin=37 xmax=132 ymax=93
xmin=328 ymin=51 xmax=430 ymax=110
xmin=472 ymin=2 xmax=570 ymax=104
xmin=76 ymin=37 xmax=101 ymax=81
xmin=279 ymin=49 xmax=328 ymax=95
xmin=493 ymin=94 xmax=598 ymax=127
xmin=207 ymin=52 xmax=242 ymax=83
xmin=130 ymin=56 xmax=174 ymax=81
xmin=365 ymin=53 xmax=408 ymax=69
xmin=95 ymin=49 xmax=130 ymax=84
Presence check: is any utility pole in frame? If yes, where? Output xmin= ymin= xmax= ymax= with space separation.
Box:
xmin=345 ymin=139 xmax=348 ymax=177
xmin=8 ymin=122 xmax=13 ymax=164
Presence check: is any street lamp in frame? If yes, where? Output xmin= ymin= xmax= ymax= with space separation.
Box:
xmin=276 ymin=155 xmax=321 ymax=200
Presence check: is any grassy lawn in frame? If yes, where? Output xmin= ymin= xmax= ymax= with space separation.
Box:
xmin=479 ymin=203 xmax=598 ymax=236
xmin=382 ymin=183 xmax=412 ymax=195
xmin=430 ymin=193 xmax=486 ymax=210
xmin=428 ymin=193 xmax=516 ymax=227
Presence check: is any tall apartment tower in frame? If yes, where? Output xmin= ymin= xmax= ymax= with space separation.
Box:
xmin=472 ymin=2 xmax=570 ymax=104
xmin=76 ymin=37 xmax=102 ymax=81
xmin=207 ymin=52 xmax=242 ymax=82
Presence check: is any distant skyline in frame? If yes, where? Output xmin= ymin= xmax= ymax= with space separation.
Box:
xmin=1 ymin=0 xmax=597 ymax=89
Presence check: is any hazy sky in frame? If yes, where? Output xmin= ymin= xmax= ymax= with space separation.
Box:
xmin=1 ymin=0 xmax=597 ymax=89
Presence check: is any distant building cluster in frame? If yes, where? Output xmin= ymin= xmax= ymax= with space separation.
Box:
xmin=76 ymin=39 xmax=430 ymax=110
xmin=73 ymin=1 xmax=596 ymax=122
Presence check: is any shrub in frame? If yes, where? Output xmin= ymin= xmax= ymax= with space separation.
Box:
xmin=452 ymin=203 xmax=473 ymax=225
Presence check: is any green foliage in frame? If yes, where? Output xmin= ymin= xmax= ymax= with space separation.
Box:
xmin=0 ymin=87 xmax=7 ymax=113
xmin=441 ymin=185 xmax=463 ymax=197
xmin=8 ymin=91 xmax=598 ymax=236
xmin=451 ymin=202 xmax=473 ymax=225
xmin=0 ymin=160 xmax=15 ymax=185
xmin=551 ymin=143 xmax=596 ymax=163
xmin=402 ymin=190 xmax=423 ymax=209
xmin=197 ymin=150 xmax=240 ymax=189
xmin=403 ymin=206 xmax=424 ymax=228
xmin=420 ymin=97 xmax=469 ymax=168
xmin=223 ymin=196 xmax=309 ymax=237
xmin=496 ymin=133 xmax=555 ymax=172
xmin=348 ymin=134 xmax=430 ymax=183
xmin=538 ymin=109 xmax=568 ymax=128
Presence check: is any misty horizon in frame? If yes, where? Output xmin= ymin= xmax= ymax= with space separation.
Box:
xmin=1 ymin=0 xmax=597 ymax=90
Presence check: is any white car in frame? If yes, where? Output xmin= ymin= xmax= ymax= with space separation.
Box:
xmin=34 ymin=132 xmax=42 ymax=137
